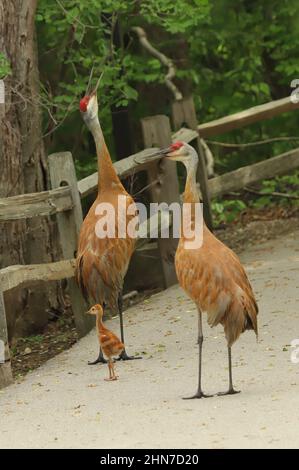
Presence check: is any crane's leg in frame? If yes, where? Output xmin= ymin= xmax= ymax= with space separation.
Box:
xmin=217 ymin=346 xmax=240 ymax=396
xmin=184 ymin=308 xmax=213 ymax=399
xmin=88 ymin=347 xmax=107 ymax=365
xmin=117 ymin=292 xmax=142 ymax=361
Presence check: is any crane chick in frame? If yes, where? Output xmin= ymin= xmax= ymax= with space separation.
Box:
xmin=86 ymin=304 xmax=124 ymax=381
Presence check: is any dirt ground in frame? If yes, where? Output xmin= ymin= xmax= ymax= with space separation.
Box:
xmin=1 ymin=227 xmax=298 ymax=449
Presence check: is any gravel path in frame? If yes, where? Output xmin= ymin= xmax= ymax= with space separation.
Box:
xmin=0 ymin=230 xmax=298 ymax=449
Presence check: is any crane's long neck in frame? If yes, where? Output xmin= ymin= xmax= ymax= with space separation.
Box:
xmin=183 ymin=156 xmax=200 ymax=204
xmin=88 ymin=117 xmax=122 ymax=193
xmin=182 ymin=153 xmax=210 ymax=237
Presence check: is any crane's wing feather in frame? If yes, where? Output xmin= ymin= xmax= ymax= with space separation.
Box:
xmin=75 ymin=195 xmax=136 ymax=311
xmin=175 ymin=231 xmax=258 ymax=346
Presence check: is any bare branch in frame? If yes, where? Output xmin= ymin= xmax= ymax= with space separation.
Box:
xmin=131 ymin=26 xmax=183 ymax=101
xmin=206 ymin=136 xmax=299 ymax=148
xmin=244 ymin=186 xmax=299 ymax=200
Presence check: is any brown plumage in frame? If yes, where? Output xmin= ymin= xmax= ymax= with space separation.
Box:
xmin=86 ymin=304 xmax=124 ymax=381
xmin=175 ymin=227 xmax=258 ymax=347
xmin=76 ymin=88 xmax=139 ymax=364
xmin=159 ymin=141 xmax=258 ymax=398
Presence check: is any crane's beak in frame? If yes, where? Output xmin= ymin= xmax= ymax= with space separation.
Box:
xmin=85 ymin=65 xmax=104 ymax=95
xmin=89 ymin=72 xmax=104 ymax=97
xmin=149 ymin=146 xmax=173 ymax=157
xmin=134 ymin=146 xmax=172 ymax=165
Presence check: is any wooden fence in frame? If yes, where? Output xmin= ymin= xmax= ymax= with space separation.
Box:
xmin=1 ymin=95 xmax=299 ymax=388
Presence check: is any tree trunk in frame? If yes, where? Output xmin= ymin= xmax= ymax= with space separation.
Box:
xmin=0 ymin=0 xmax=62 ymax=341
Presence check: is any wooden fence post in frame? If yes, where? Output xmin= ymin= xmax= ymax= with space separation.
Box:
xmin=48 ymin=152 xmax=93 ymax=337
xmin=0 ymin=291 xmax=13 ymax=389
xmin=171 ymin=96 xmax=213 ymax=230
xmin=141 ymin=115 xmax=180 ymax=287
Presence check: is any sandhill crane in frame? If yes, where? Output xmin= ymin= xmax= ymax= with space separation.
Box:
xmin=76 ymin=85 xmax=140 ymax=364
xmin=86 ymin=304 xmax=124 ymax=381
xmin=150 ymin=141 xmax=258 ymax=398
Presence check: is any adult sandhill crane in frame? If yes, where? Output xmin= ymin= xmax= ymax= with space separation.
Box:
xmin=76 ymin=85 xmax=140 ymax=364
xmin=86 ymin=304 xmax=124 ymax=381
xmin=150 ymin=141 xmax=258 ymax=398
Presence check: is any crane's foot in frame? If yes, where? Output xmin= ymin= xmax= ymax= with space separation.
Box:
xmin=116 ymin=350 xmax=142 ymax=361
xmin=183 ymin=391 xmax=214 ymax=400
xmin=88 ymin=351 xmax=107 ymax=365
xmin=88 ymin=357 xmax=107 ymax=365
xmin=217 ymin=388 xmax=240 ymax=396
xmin=104 ymin=377 xmax=118 ymax=381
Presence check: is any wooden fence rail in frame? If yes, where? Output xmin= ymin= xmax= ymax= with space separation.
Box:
xmin=1 ymin=94 xmax=299 ymax=389
xmin=198 ymin=96 xmax=299 ymax=138
xmin=209 ymin=147 xmax=299 ymax=197
xmin=0 ymin=211 xmax=172 ymax=293
xmin=0 ymin=186 xmax=73 ymax=221
xmin=0 ymin=260 xmax=76 ymax=292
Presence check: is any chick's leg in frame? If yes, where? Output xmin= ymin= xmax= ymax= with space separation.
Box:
xmin=105 ymin=359 xmax=118 ymax=381
xmin=104 ymin=359 xmax=114 ymax=381
xmin=111 ymin=361 xmax=118 ymax=381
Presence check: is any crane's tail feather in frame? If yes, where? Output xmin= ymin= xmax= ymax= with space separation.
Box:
xmin=222 ymin=295 xmax=258 ymax=347
xmin=244 ymin=303 xmax=258 ymax=342
xmin=75 ymin=255 xmax=89 ymax=303
xmin=75 ymin=252 xmax=120 ymax=310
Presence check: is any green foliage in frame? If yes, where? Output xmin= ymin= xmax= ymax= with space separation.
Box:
xmin=0 ymin=53 xmax=11 ymax=78
xmin=250 ymin=171 xmax=299 ymax=209
xmin=212 ymin=199 xmax=246 ymax=225
xmin=140 ymin=0 xmax=210 ymax=33
xmin=37 ymin=1 xmax=139 ymax=116
xmin=19 ymin=335 xmax=44 ymax=345
xmin=35 ymin=0 xmax=299 ymax=204
xmin=186 ymin=0 xmax=299 ymax=174
xmin=75 ymin=157 xmax=98 ymax=179
xmin=212 ymin=170 xmax=299 ymax=225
